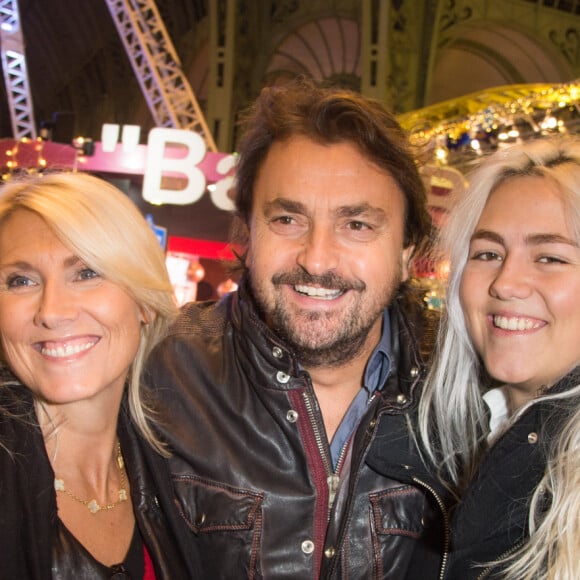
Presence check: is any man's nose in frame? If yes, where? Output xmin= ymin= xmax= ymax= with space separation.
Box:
xmin=296 ymin=224 xmax=340 ymax=275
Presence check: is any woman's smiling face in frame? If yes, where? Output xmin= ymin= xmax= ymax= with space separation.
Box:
xmin=0 ymin=209 xmax=144 ymax=406
xmin=460 ymin=175 xmax=580 ymax=407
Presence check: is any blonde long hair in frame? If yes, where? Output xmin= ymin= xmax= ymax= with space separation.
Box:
xmin=0 ymin=171 xmax=177 ymax=453
xmin=418 ymin=136 xmax=580 ymax=578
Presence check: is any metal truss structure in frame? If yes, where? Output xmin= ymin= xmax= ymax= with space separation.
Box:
xmin=0 ymin=0 xmax=37 ymax=139
xmin=104 ymin=0 xmax=217 ymax=151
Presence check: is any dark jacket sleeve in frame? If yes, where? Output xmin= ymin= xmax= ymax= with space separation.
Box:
xmin=365 ymin=408 xmax=454 ymax=580
xmin=0 ymin=386 xmax=55 ymax=580
xmin=120 ymin=407 xmax=202 ymax=578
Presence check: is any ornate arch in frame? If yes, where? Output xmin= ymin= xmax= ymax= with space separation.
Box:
xmin=427 ymin=22 xmax=573 ymax=105
xmin=264 ymin=16 xmax=361 ymax=90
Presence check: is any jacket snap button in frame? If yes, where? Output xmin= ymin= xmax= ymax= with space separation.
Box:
xmin=527 ymin=432 xmax=538 ymax=444
xmin=286 ymin=410 xmax=298 ymax=423
xmin=324 ymin=546 xmax=335 ymax=558
xmin=410 ymin=367 xmax=419 ymax=378
xmin=272 ymin=346 xmax=283 ymax=358
xmin=276 ymin=371 xmax=290 ymax=384
xmin=396 ymin=394 xmax=407 ymax=404
xmin=301 ymin=540 xmax=315 ymax=554
xmin=195 ymin=513 xmax=206 ymax=526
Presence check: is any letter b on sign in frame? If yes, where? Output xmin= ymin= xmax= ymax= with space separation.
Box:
xmin=143 ymin=128 xmax=207 ymax=205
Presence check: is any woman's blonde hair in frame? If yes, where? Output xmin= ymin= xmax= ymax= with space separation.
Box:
xmin=418 ymin=136 xmax=580 ymax=578
xmin=0 ymin=171 xmax=177 ymax=453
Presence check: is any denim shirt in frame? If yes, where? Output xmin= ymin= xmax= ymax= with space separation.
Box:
xmin=329 ymin=310 xmax=392 ymax=469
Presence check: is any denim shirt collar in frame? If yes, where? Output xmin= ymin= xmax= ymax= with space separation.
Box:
xmin=329 ymin=309 xmax=392 ymax=469
xmin=363 ymin=310 xmax=392 ymax=394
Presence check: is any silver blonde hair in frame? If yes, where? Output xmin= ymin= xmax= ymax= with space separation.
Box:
xmin=0 ymin=171 xmax=177 ymax=453
xmin=418 ymin=136 xmax=580 ymax=578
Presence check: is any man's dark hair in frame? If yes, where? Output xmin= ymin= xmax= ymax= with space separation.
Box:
xmin=232 ymin=77 xmax=431 ymax=255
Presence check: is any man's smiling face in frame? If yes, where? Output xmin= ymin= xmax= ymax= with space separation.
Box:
xmin=246 ymin=136 xmax=412 ymax=367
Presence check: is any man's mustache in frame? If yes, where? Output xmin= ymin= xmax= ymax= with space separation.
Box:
xmin=271 ymin=270 xmax=366 ymax=292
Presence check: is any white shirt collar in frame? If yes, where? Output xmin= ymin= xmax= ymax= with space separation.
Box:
xmin=483 ymin=386 xmax=511 ymax=443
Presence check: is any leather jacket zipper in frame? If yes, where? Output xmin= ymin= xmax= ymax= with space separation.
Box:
xmin=327 ymin=442 xmax=350 ymax=511
xmin=302 ymin=391 xmax=341 ymax=512
xmin=412 ymin=475 xmax=450 ymax=580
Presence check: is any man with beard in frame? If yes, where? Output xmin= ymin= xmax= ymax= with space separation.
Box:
xmin=145 ymin=79 xmax=445 ymax=579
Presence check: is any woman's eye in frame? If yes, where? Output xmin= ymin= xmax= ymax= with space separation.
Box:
xmin=471 ymin=251 xmax=501 ymax=261
xmin=5 ymin=274 xmax=33 ymax=288
xmin=78 ymin=268 xmax=100 ymax=280
xmin=538 ymin=256 xmax=566 ymax=264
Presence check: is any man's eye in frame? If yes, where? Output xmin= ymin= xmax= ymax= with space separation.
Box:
xmin=347 ymin=221 xmax=370 ymax=231
xmin=272 ymin=216 xmax=295 ymax=225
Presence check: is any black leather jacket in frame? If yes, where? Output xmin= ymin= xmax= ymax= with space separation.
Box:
xmin=146 ymin=280 xmax=446 ymax=579
xmin=0 ymin=380 xmax=195 ymax=580
xmin=443 ymin=369 xmax=580 ymax=579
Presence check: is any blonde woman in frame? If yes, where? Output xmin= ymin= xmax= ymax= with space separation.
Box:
xmin=417 ymin=137 xmax=580 ymax=578
xmin=0 ymin=172 xmax=197 ymax=578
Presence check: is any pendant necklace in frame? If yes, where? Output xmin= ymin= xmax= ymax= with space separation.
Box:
xmin=54 ymin=441 xmax=128 ymax=514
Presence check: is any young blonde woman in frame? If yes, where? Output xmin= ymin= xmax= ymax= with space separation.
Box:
xmin=416 ymin=137 xmax=580 ymax=579
xmin=0 ymin=172 xmax=197 ymax=578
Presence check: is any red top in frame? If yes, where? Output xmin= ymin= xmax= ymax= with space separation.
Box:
xmin=143 ymin=545 xmax=156 ymax=580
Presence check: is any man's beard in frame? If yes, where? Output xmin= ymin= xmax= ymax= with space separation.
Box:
xmin=252 ymin=269 xmax=401 ymax=368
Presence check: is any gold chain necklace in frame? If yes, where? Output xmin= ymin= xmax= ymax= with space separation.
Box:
xmin=54 ymin=442 xmax=128 ymax=514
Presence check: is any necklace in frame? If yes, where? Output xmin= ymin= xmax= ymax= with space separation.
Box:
xmin=54 ymin=441 xmax=128 ymax=514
